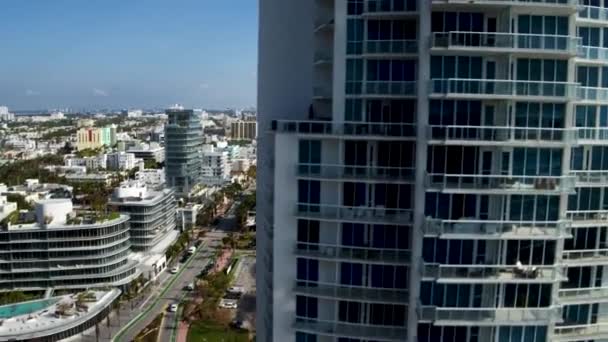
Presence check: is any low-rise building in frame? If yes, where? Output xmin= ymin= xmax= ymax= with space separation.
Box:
xmin=65 ymin=173 xmax=113 ymax=185
xmin=177 ymin=203 xmax=202 ymax=230
xmin=109 ymin=181 xmax=177 ymax=252
xmin=0 ymin=199 xmax=138 ymax=290
xmin=106 ymin=152 xmax=142 ymax=171
xmin=127 ymin=142 xmax=165 ymax=163
xmin=65 ymin=154 xmax=107 ymax=170
xmin=136 ymin=168 xmax=165 ymax=187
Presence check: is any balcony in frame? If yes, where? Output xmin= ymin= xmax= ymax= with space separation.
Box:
xmin=429 ymin=78 xmax=578 ymax=101
xmin=579 ymin=6 xmax=608 ymax=23
xmin=271 ymin=120 xmax=416 ymax=140
xmin=293 ymin=281 xmax=408 ymax=303
xmin=313 ymin=86 xmax=332 ymax=100
xmin=294 ymin=242 xmax=410 ymax=265
xmin=566 ymin=210 xmax=608 ymax=227
xmin=314 ymin=16 xmax=334 ymax=33
xmin=363 ymin=0 xmax=417 ymax=18
xmin=426 ymin=173 xmax=575 ymax=195
xmin=427 ymin=125 xmax=575 ymax=147
xmin=562 ymin=249 xmax=608 ymax=266
xmin=363 ymin=40 xmax=417 ymax=56
xmin=571 ymin=170 xmax=608 ymax=186
xmin=313 ymin=52 xmax=333 ymax=66
xmin=433 ymin=0 xmax=577 ymax=14
xmin=294 ymin=317 xmax=407 ymax=341
xmin=431 ymin=32 xmax=579 ymax=57
xmin=423 ymin=218 xmax=571 ymax=240
xmin=295 ymin=203 xmax=413 ymax=225
xmin=296 ymin=163 xmax=415 ymax=183
xmin=554 ymin=323 xmax=608 ymax=342
xmin=578 ymin=87 xmax=608 ymax=104
xmin=578 ymin=46 xmax=608 ymax=63
xmin=419 ymin=305 xmax=563 ymax=327
xmin=422 ymin=263 xmax=565 ymax=284
xmin=559 ymin=287 xmax=608 ymax=305
xmin=358 ymin=81 xmax=417 ymax=97
xmin=576 ymin=127 xmax=608 ymax=144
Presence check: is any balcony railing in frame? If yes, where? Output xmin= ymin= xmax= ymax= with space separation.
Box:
xmin=566 ymin=210 xmax=608 ymax=226
xmin=430 ymin=78 xmax=578 ymax=99
xmin=579 ymin=6 xmax=608 ymax=22
xmin=364 ymin=40 xmax=418 ymax=54
xmin=422 ymin=263 xmax=565 ymax=283
xmin=577 ymin=127 xmax=608 ymax=142
xmin=294 ymin=281 xmax=408 ymax=303
xmin=296 ymin=203 xmax=413 ymax=225
xmin=271 ymin=120 xmax=416 ymax=138
xmin=362 ymin=81 xmax=417 ymax=96
xmin=294 ymin=242 xmax=410 ymax=264
xmin=433 ymin=0 xmax=577 ymax=7
xmin=563 ymin=249 xmax=608 ymax=265
xmin=424 ymin=218 xmax=571 ymax=239
xmin=559 ymin=286 xmax=608 ymax=304
xmin=296 ymin=163 xmax=415 ymax=183
xmin=294 ymin=317 xmax=407 ymax=341
xmin=427 ymin=125 xmax=575 ymax=145
xmin=578 ymin=46 xmax=608 ymax=61
xmin=427 ymin=173 xmax=574 ymax=194
xmin=432 ymin=31 xmax=579 ymax=55
xmin=578 ymin=87 xmax=608 ymax=103
xmin=571 ymin=170 xmax=608 ymax=184
xmin=419 ymin=305 xmax=562 ymax=326
xmin=554 ymin=323 xmax=608 ymax=341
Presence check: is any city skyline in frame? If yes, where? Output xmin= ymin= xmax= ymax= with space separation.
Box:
xmin=0 ymin=0 xmax=258 ymax=110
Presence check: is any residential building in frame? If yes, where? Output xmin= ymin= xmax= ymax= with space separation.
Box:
xmin=0 ymin=196 xmax=17 ymax=222
xmin=231 ymin=119 xmax=258 ymax=140
xmin=259 ymin=1 xmax=604 ymax=341
xmin=127 ymin=142 xmax=165 ymax=163
xmin=165 ymin=107 xmax=203 ymax=195
xmin=106 ymin=151 xmax=142 ymax=171
xmin=201 ymin=144 xmax=230 ymax=185
xmin=109 ymin=181 xmax=177 ymax=252
xmin=65 ymin=154 xmax=107 ymax=170
xmin=0 ymin=106 xmax=14 ymax=122
xmin=0 ymin=199 xmax=138 ymax=290
xmin=65 ymin=173 xmax=113 ymax=185
xmin=177 ymin=203 xmax=202 ymax=231
xmin=76 ymin=125 xmax=117 ymax=151
xmin=136 ymin=168 xmax=165 ymax=188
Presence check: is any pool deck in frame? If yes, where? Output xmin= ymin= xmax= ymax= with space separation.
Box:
xmin=0 ymin=289 xmax=119 ymax=340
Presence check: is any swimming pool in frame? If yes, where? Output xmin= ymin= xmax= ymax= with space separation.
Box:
xmin=0 ymin=298 xmax=59 ymax=319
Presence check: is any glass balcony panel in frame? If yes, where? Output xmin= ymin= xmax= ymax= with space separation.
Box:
xmin=424 ymin=218 xmax=570 ymax=239
xmin=432 ymin=32 xmax=579 ymax=54
xmin=294 ymin=242 xmax=410 ymax=264
xmin=365 ymin=40 xmax=418 ymax=54
xmin=427 ymin=173 xmax=575 ymax=194
xmin=428 ymin=125 xmax=574 ymax=144
xmin=296 ymin=203 xmax=413 ymax=225
xmin=559 ymin=287 xmax=608 ymax=304
xmin=578 ymin=87 xmax=608 ymax=102
xmin=566 ymin=210 xmax=608 ymax=226
xmin=423 ymin=263 xmax=564 ymax=283
xmin=571 ymin=170 xmax=608 ymax=184
xmin=554 ymin=323 xmax=608 ymax=341
xmin=363 ymin=81 xmax=417 ymax=96
xmin=579 ymin=6 xmax=608 ymax=21
xmin=294 ymin=281 xmax=409 ymax=303
xmin=430 ymin=79 xmax=577 ymax=99
xmin=428 ymin=307 xmax=562 ymax=326
xmin=563 ymin=249 xmax=608 ymax=265
xmin=272 ymin=120 xmax=416 ymax=138
xmin=579 ymin=46 xmax=608 ymax=61
xmin=297 ymin=163 xmax=415 ymax=182
xmin=294 ymin=317 xmax=407 ymax=341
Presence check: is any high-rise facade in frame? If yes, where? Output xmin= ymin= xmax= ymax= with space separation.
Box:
xmin=258 ymin=1 xmax=608 ymax=341
xmin=165 ymin=108 xmax=203 ymax=195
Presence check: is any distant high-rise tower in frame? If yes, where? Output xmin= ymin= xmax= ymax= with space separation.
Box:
xmin=165 ymin=108 xmax=203 ymax=195
xmin=258 ymin=0 xmax=608 ymax=341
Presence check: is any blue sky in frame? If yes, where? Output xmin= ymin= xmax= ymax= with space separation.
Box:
xmin=0 ymin=0 xmax=258 ymax=110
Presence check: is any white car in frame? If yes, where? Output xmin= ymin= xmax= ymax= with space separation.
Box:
xmin=186 ymin=282 xmax=195 ymax=291
xmin=187 ymin=246 xmax=196 ymax=254
xmin=219 ymin=299 xmax=238 ymax=309
xmin=169 ymin=304 xmax=179 ymax=312
xmin=228 ymin=286 xmax=245 ymax=294
xmin=170 ymin=266 xmax=179 ymax=274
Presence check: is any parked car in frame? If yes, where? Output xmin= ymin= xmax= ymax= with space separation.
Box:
xmin=186 ymin=282 xmax=195 ymax=291
xmin=170 ymin=266 xmax=179 ymax=274
xmin=187 ymin=246 xmax=196 ymax=254
xmin=219 ymin=299 xmax=238 ymax=309
xmin=169 ymin=303 xmax=179 ymax=312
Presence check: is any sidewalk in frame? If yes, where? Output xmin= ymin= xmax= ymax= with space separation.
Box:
xmin=76 ymin=271 xmax=173 ymax=342
xmin=176 ymin=321 xmax=189 ymax=342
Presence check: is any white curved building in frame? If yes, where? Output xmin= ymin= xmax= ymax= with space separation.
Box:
xmin=0 ymin=200 xmax=138 ymax=291
xmin=258 ymin=1 xmax=608 ymax=341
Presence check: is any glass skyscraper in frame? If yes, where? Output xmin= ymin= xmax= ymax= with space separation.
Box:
xmin=258 ymin=0 xmax=608 ymax=341
xmin=165 ymin=108 xmax=203 ymax=195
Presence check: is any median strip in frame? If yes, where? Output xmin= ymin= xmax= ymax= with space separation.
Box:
xmin=113 ymin=242 xmax=206 ymax=341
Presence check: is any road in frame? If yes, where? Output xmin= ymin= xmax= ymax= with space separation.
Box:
xmin=114 ymin=238 xmax=219 ymax=342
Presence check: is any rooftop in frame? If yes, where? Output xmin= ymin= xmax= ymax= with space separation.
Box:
xmin=0 ymin=290 xmax=120 ymax=340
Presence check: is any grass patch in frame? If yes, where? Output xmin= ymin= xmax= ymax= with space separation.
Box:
xmin=134 ymin=312 xmax=164 ymax=342
xmin=187 ymin=321 xmax=248 ymax=342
